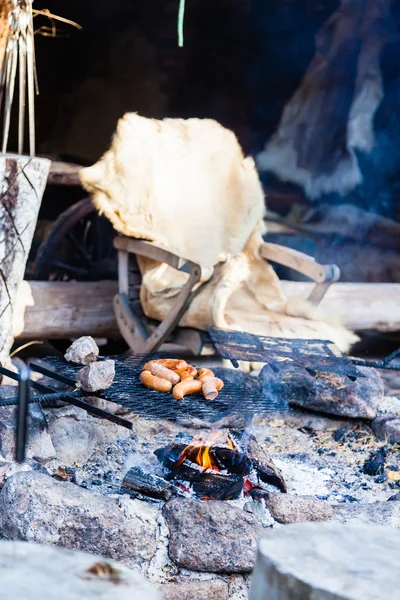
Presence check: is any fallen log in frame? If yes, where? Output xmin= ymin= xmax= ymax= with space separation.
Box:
xmin=13 ymin=280 xmax=400 ymax=340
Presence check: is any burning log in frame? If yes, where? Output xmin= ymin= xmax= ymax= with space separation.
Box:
xmin=154 ymin=442 xmax=251 ymax=500
xmin=191 ymin=473 xmax=244 ymax=501
xmin=228 ymin=430 xmax=288 ymax=493
xmin=155 ymin=432 xmax=287 ymax=501
xmin=155 ymin=443 xmax=252 ymax=476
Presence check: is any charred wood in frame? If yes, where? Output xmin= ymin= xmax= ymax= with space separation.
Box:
xmin=121 ymin=467 xmax=175 ymax=500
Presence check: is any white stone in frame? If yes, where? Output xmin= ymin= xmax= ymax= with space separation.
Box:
xmin=249 ymin=522 xmax=400 ymax=600
xmin=64 ymin=336 xmax=99 ymax=365
xmin=0 ymin=540 xmax=161 ymax=599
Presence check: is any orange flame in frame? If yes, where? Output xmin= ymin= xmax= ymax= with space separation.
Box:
xmin=178 ymin=432 xmax=236 ymax=472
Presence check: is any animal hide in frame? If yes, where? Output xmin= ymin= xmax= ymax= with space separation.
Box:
xmin=256 ymin=0 xmax=396 ymax=200
xmin=80 ymin=113 xmax=358 ymax=357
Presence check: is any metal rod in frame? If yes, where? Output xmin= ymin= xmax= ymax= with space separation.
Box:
xmin=29 ymin=361 xmax=79 ymax=387
xmin=0 ymin=365 xmax=133 ymax=430
xmin=16 ymin=362 xmax=30 ymax=463
xmin=350 ymin=358 xmax=400 ymax=372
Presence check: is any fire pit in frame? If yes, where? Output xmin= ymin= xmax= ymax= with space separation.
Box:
xmin=0 ymin=334 xmax=399 ymax=600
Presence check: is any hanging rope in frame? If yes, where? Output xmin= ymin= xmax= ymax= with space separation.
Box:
xmin=177 ymin=0 xmax=185 ymax=47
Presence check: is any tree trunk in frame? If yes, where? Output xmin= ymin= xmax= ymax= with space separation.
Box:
xmin=0 ymin=155 xmax=50 ymax=367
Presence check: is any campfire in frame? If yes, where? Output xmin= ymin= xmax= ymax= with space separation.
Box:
xmin=122 ymin=430 xmax=287 ymax=502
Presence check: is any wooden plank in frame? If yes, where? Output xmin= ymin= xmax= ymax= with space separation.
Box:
xmin=281 ymin=281 xmax=400 ymax=333
xmin=14 ymin=280 xmax=120 ymax=340
xmin=13 ymin=280 xmax=400 ymax=340
xmin=47 ymin=161 xmax=83 ymax=186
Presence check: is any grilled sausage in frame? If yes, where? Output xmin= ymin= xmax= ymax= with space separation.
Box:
xmin=143 ymin=361 xmax=180 ymax=384
xmin=140 ymin=370 xmax=172 ymax=392
xmin=158 ymin=359 xmax=188 ymax=370
xmin=201 ymin=377 xmax=224 ymax=400
xmin=173 ymin=379 xmax=202 ymax=400
xmin=175 ymin=365 xmax=198 ymax=381
xmin=198 ymin=368 xmax=215 ymax=381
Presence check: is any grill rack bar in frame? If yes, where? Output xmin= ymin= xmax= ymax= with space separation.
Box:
xmin=0 ymin=362 xmax=133 ymax=457
xmin=207 ymin=327 xmax=400 ymax=375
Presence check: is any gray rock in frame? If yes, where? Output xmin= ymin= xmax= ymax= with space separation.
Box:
xmin=372 ymin=414 xmax=400 ymax=444
xmin=162 ymin=498 xmax=264 ymax=573
xmin=332 ymin=501 xmax=400 ymax=528
xmin=0 ymin=471 xmax=158 ymax=567
xmin=0 ymin=401 xmax=55 ymax=463
xmin=76 ymin=360 xmax=115 ymax=392
xmin=64 ymin=336 xmax=99 ymax=365
xmin=160 ymin=579 xmax=228 ymax=600
xmin=249 ymin=522 xmax=400 ymax=600
xmin=46 ymin=405 xmax=131 ymax=464
xmin=265 ymin=493 xmax=333 ymax=524
xmin=388 ymin=492 xmax=400 ymax=501
xmin=0 ymin=540 xmax=161 ymax=600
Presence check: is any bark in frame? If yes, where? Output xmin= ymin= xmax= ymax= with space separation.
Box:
xmin=0 ymin=155 xmax=50 ymax=366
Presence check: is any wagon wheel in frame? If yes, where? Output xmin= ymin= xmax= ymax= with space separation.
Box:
xmin=33 ymin=197 xmax=127 ymax=354
xmin=33 ymin=197 xmax=118 ymax=282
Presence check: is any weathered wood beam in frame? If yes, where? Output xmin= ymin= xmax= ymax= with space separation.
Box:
xmin=282 ymin=281 xmax=400 ymax=333
xmin=47 ymin=161 xmax=83 ymax=186
xmin=13 ymin=280 xmax=400 ymax=340
xmin=14 ymin=280 xmax=120 ymax=339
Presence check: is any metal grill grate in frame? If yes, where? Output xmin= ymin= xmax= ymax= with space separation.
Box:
xmin=208 ymin=327 xmax=365 ymax=379
xmin=44 ymin=354 xmax=285 ymax=422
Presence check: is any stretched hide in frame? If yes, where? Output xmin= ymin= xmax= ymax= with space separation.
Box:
xmin=256 ymin=0 xmax=396 ymax=200
xmin=80 ymin=113 xmax=358 ymax=355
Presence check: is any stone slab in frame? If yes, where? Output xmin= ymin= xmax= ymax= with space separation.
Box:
xmin=0 ymin=540 xmax=161 ymax=599
xmin=249 ymin=522 xmax=400 ymax=600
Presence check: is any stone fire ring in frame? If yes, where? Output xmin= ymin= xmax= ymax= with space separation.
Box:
xmin=249 ymin=522 xmax=400 ymax=600
xmin=0 ymin=541 xmax=161 ymax=600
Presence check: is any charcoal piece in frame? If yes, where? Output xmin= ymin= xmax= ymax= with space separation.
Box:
xmin=212 ymin=447 xmax=252 ymax=475
xmin=122 ymin=467 xmax=174 ymax=500
xmin=154 ymin=444 xmax=187 ymax=471
xmin=191 ymin=473 xmax=243 ymax=500
xmin=363 ymin=450 xmax=385 ymax=477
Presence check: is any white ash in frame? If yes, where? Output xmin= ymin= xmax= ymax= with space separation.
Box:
xmin=143 ymin=512 xmax=175 ymax=583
